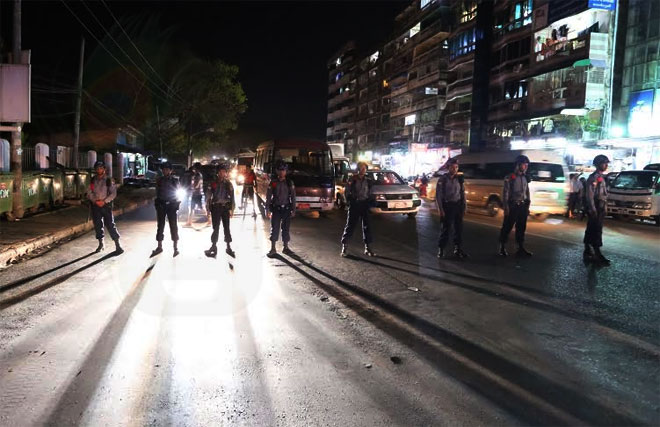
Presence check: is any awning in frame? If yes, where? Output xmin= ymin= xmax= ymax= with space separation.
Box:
xmin=573 ymin=58 xmax=607 ymax=68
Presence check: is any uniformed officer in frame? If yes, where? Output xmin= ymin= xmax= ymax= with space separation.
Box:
xmin=436 ymin=158 xmax=468 ymax=259
xmin=499 ymin=155 xmax=533 ymax=257
xmin=151 ymin=162 xmax=180 ymax=257
xmin=87 ymin=160 xmax=123 ymax=254
xmin=205 ymin=164 xmax=235 ymax=257
xmin=341 ymin=161 xmax=376 ymax=257
xmin=583 ymin=155 xmax=611 ymax=265
xmin=266 ymin=161 xmax=296 ymax=257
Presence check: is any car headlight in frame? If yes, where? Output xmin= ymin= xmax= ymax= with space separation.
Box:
xmin=376 ymin=194 xmax=386 ymax=201
xmin=237 ymin=175 xmax=245 ymax=184
xmin=632 ymin=202 xmax=651 ymax=209
xmin=412 ymin=193 xmax=419 ymax=200
xmin=176 ymin=188 xmax=186 ymax=201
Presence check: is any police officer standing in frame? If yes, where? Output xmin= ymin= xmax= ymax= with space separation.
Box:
xmin=87 ymin=160 xmax=123 ymax=254
xmin=341 ymin=161 xmax=376 ymax=257
xmin=436 ymin=158 xmax=468 ymax=258
xmin=151 ymin=162 xmax=180 ymax=257
xmin=499 ymin=155 xmax=533 ymax=257
xmin=266 ymin=162 xmax=296 ymax=257
xmin=205 ymin=164 xmax=235 ymax=257
xmin=583 ymin=155 xmax=611 ymax=265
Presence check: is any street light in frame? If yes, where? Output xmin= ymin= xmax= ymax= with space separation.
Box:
xmin=187 ymin=127 xmax=215 ymax=167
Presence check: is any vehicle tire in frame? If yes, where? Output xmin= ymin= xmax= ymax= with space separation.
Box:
xmin=486 ymin=199 xmax=501 ymax=217
xmin=534 ymin=213 xmax=549 ymax=221
xmin=407 ymin=212 xmax=417 ymax=218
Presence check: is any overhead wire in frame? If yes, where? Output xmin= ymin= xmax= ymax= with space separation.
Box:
xmin=78 ymin=0 xmax=177 ymax=104
xmin=58 ymin=0 xmax=175 ymax=108
xmin=99 ymin=0 xmax=184 ymax=103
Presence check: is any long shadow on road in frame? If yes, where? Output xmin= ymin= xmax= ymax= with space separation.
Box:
xmin=0 ymin=252 xmax=95 ymax=293
xmin=349 ymin=254 xmax=659 ymax=350
xmin=42 ymin=260 xmax=157 ymax=426
xmin=277 ymin=253 xmax=644 ymax=426
xmin=0 ymin=253 xmax=117 ymax=311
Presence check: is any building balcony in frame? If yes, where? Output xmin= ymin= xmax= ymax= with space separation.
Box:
xmin=407 ymin=70 xmax=442 ymax=91
xmin=488 ymin=98 xmax=528 ymax=122
xmin=445 ymin=111 xmax=471 ymax=129
xmin=448 ymin=50 xmax=475 ymax=71
xmin=530 ymin=33 xmax=592 ymax=78
xmin=527 ymin=81 xmax=586 ymax=115
xmin=328 ymin=106 xmax=355 ymax=122
xmin=447 ymin=77 xmax=473 ymax=100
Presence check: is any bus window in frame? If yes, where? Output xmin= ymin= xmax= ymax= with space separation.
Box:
xmin=274 ymin=148 xmax=332 ymax=176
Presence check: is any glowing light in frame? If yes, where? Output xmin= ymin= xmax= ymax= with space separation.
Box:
xmin=610 ymin=125 xmax=624 ymax=138
xmin=176 ymin=188 xmax=186 ymax=201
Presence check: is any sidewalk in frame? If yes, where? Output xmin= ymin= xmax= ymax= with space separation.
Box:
xmin=0 ymin=188 xmax=154 ymax=269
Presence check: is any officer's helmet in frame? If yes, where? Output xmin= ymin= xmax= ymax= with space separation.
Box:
xmin=514 ymin=155 xmax=530 ymax=165
xmin=93 ymin=160 xmax=106 ymax=169
xmin=592 ymin=154 xmax=610 ymax=166
xmin=161 ymin=161 xmax=173 ymax=170
xmin=275 ymin=161 xmax=288 ymax=171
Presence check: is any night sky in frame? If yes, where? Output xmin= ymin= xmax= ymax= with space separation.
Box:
xmin=2 ymin=0 xmax=407 ymax=144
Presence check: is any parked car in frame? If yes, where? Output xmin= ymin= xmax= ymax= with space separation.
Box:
xmin=607 ymin=169 xmax=660 ymax=225
xmin=643 ymin=163 xmax=660 ymax=171
xmin=366 ymin=169 xmax=421 ymax=217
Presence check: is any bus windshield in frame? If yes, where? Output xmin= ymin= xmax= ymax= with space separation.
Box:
xmin=275 ymin=149 xmax=333 ymax=176
xmin=237 ymin=157 xmax=253 ymax=166
xmin=612 ymin=171 xmax=659 ymax=190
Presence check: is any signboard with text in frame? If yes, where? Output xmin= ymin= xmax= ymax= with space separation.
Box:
xmin=589 ymin=0 xmax=616 ymax=11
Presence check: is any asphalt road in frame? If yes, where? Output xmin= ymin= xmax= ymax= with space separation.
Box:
xmin=0 ymin=194 xmax=658 ymax=426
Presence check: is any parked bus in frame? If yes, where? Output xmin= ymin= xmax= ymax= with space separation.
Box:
xmin=254 ymin=139 xmax=334 ymax=212
xmin=428 ymin=150 xmax=569 ymax=217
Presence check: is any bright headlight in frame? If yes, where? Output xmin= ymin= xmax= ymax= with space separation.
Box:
xmin=230 ymin=169 xmax=237 ymax=178
xmin=412 ymin=193 xmax=420 ymax=200
xmin=176 ymin=188 xmax=186 ymax=201
xmin=376 ymin=194 xmax=386 ymax=201
xmin=237 ymin=174 xmax=245 ymax=184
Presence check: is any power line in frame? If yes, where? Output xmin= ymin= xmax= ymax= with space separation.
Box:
xmin=79 ymin=0 xmax=176 ymax=104
xmin=59 ymin=0 xmax=174 ymax=108
xmin=99 ymin=0 xmax=183 ymax=103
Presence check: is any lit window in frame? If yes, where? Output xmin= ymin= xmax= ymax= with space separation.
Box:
xmin=421 ymin=0 xmax=433 ymax=9
xmin=425 ymin=87 xmax=439 ymax=95
xmin=410 ymin=22 xmax=421 ymax=38
xmin=405 ymin=114 xmax=417 ymax=125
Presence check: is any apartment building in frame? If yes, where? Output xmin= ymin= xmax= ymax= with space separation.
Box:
xmin=327 ymin=42 xmax=358 ymax=156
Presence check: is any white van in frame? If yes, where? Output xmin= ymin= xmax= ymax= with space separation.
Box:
xmin=607 ymin=170 xmax=660 ymax=225
xmin=428 ymin=150 xmax=569 ymax=217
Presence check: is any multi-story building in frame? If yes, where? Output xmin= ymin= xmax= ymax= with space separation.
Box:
xmin=605 ymin=0 xmax=660 ymax=168
xmin=327 ymin=42 xmax=358 ymax=157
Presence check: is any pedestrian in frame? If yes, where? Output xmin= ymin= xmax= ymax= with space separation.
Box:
xmin=583 ymin=155 xmax=611 ymax=265
xmin=241 ymin=165 xmax=257 ymax=217
xmin=186 ymin=163 xmax=205 ymax=227
xmin=341 ymin=161 xmax=376 ymax=257
xmin=87 ymin=160 xmax=123 ymax=254
xmin=498 ymin=155 xmax=533 ymax=257
xmin=566 ymin=173 xmax=582 ymax=218
xmin=420 ymin=173 xmax=429 ymax=197
xmin=579 ymin=176 xmax=588 ymax=220
xmin=436 ymin=158 xmax=468 ymax=259
xmin=151 ymin=162 xmax=180 ymax=257
xmin=266 ymin=161 xmax=296 ymax=257
xmin=204 ymin=164 xmax=235 ymax=257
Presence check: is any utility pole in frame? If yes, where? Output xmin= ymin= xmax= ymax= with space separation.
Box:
xmin=11 ymin=0 xmax=23 ymax=219
xmin=156 ymin=105 xmax=163 ymax=160
xmin=73 ymin=37 xmax=85 ymax=169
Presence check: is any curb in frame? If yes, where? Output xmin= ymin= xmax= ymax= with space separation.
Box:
xmin=0 ymin=198 xmax=153 ymax=269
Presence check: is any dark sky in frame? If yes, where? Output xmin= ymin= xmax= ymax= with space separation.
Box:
xmin=3 ymin=0 xmax=407 ymax=143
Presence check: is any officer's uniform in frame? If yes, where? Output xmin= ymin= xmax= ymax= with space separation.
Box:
xmin=208 ymin=177 xmax=235 ymax=244
xmin=341 ymin=175 xmax=374 ymax=246
xmin=499 ymin=172 xmax=531 ymax=247
xmin=155 ymin=174 xmax=180 ymax=243
xmin=87 ymin=175 xmax=120 ymax=242
xmin=583 ymin=170 xmax=608 ymax=249
xmin=436 ymin=173 xmax=466 ymax=251
xmin=266 ymin=178 xmax=296 ymax=243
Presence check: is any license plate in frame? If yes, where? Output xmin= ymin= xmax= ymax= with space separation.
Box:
xmin=389 ymin=201 xmax=409 ymax=209
xmin=297 ymin=203 xmax=310 ymax=209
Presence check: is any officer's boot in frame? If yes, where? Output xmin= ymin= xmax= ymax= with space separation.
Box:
xmin=173 ymin=241 xmax=179 ymax=258
xmin=516 ymin=244 xmax=533 ymax=257
xmin=341 ymin=244 xmax=348 ymax=257
xmin=282 ymin=243 xmax=294 ymax=256
xmin=151 ymin=241 xmax=163 ymax=257
xmin=226 ymin=242 xmax=235 ymax=257
xmin=583 ymin=244 xmax=594 ymax=262
xmin=437 ymin=247 xmax=445 ymax=259
xmin=267 ymin=242 xmax=277 ymax=258
xmin=454 ymin=245 xmax=468 ymax=259
xmin=114 ymin=239 xmax=124 ymax=255
xmin=95 ymin=238 xmax=105 ymax=253
xmin=498 ymin=243 xmax=508 ymax=257
xmin=593 ymin=247 xmax=611 ymax=266
xmin=204 ymin=244 xmax=217 ymax=258
xmin=364 ymin=244 xmax=376 ymax=257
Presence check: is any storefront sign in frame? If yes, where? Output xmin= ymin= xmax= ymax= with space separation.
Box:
xmin=588 ymin=0 xmax=616 ymax=11
xmin=628 ymin=90 xmax=656 ymax=138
